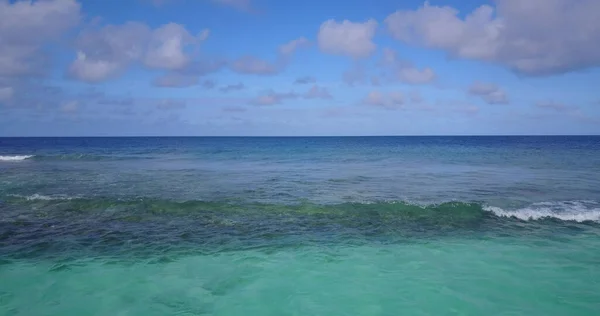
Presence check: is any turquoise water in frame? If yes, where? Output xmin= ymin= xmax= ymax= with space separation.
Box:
xmin=1 ymin=137 xmax=600 ymax=315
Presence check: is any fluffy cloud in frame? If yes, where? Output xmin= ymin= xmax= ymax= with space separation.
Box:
xmin=384 ymin=0 xmax=600 ymax=76
xmin=151 ymin=59 xmax=225 ymax=88
xmin=69 ymin=22 xmax=210 ymax=82
xmin=318 ymin=19 xmax=378 ymax=59
xmin=468 ymin=81 xmax=509 ymax=104
xmin=69 ymin=52 xmax=123 ymax=83
xmin=219 ymin=83 xmax=245 ymax=93
xmin=361 ymin=91 xmax=404 ymax=109
xmin=68 ymin=22 xmax=151 ymax=82
xmin=176 ymin=59 xmax=226 ymax=76
xmin=279 ymin=37 xmax=310 ymax=56
xmin=304 ymin=85 xmax=332 ymax=99
xmin=230 ymin=56 xmax=280 ymax=75
xmin=230 ymin=37 xmax=310 ymax=75
xmin=378 ymin=48 xmax=436 ymax=85
xmin=0 ymin=0 xmax=80 ymax=104
xmin=144 ymin=25 xmax=209 ymax=70
xmin=0 ymin=0 xmax=81 ymax=77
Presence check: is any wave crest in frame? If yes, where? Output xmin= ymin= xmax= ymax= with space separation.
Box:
xmin=7 ymin=194 xmax=77 ymax=201
xmin=0 ymin=155 xmax=34 ymax=161
xmin=485 ymin=201 xmax=600 ymax=222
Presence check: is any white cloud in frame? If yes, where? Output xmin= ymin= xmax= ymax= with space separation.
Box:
xmin=362 ymin=91 xmax=404 ymax=109
xmin=231 ymin=37 xmax=310 ymax=76
xmin=69 ymin=22 xmax=209 ymax=82
xmin=279 ymin=37 xmax=310 ymax=56
xmin=0 ymin=0 xmax=81 ymax=77
xmin=230 ymin=56 xmax=279 ymax=75
xmin=68 ymin=22 xmax=151 ymax=82
xmin=144 ymin=24 xmax=208 ymax=70
xmin=318 ymin=19 xmax=378 ymax=58
xmin=69 ymin=51 xmax=123 ymax=83
xmin=377 ymin=48 xmax=436 ymax=85
xmin=385 ymin=0 xmax=600 ymax=76
xmin=468 ymin=81 xmax=509 ymax=104
xmin=149 ymin=59 xmax=224 ymax=89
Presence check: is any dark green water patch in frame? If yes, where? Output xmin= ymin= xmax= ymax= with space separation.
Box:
xmin=1 ymin=197 xmax=599 ymax=261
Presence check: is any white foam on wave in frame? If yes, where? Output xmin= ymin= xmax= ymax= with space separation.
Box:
xmin=0 ymin=155 xmax=34 ymax=161
xmin=484 ymin=201 xmax=600 ymax=223
xmin=8 ymin=194 xmax=76 ymax=201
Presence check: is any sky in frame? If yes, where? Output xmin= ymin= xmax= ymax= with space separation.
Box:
xmin=0 ymin=0 xmax=599 ymax=136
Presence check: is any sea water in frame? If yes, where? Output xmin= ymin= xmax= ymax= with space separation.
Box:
xmin=1 ymin=136 xmax=599 ymax=315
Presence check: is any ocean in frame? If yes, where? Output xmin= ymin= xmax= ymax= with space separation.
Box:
xmin=1 ymin=136 xmax=599 ymax=315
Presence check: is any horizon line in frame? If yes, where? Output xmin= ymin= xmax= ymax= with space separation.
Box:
xmin=1 ymin=135 xmax=599 ymax=138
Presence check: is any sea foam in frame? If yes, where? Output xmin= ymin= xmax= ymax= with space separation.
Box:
xmin=0 ymin=155 xmax=34 ymax=161
xmin=485 ymin=201 xmax=600 ymax=222
xmin=7 ymin=193 xmax=77 ymax=201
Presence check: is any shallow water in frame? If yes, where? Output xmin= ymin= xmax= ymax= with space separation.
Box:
xmin=1 ymin=136 xmax=600 ymax=315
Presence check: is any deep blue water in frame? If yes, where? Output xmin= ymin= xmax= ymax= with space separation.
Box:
xmin=2 ymin=136 xmax=599 ymax=205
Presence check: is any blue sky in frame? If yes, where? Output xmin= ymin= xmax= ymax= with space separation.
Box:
xmin=0 ymin=0 xmax=599 ymax=136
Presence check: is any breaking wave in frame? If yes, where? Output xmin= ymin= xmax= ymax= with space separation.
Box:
xmin=484 ymin=201 xmax=600 ymax=222
xmin=0 ymin=155 xmax=34 ymax=161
